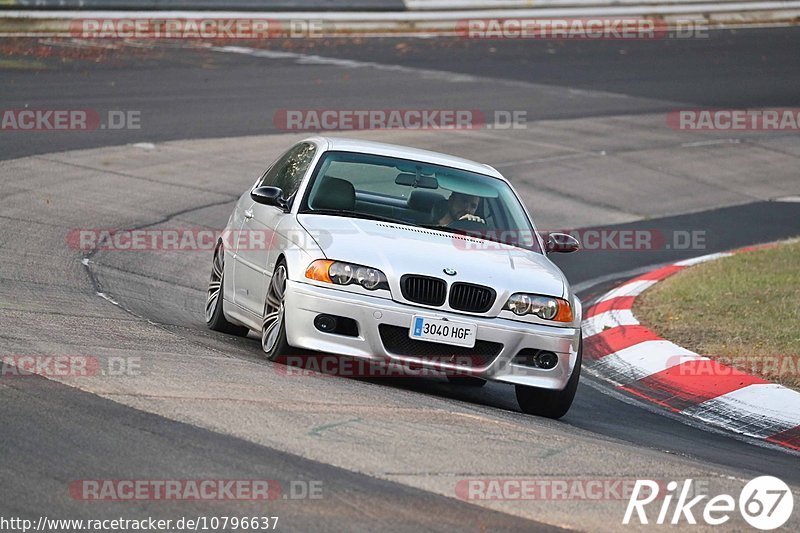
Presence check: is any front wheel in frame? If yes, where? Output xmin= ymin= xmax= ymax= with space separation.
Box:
xmin=261 ymin=261 xmax=292 ymax=361
xmin=515 ymin=336 xmax=582 ymax=419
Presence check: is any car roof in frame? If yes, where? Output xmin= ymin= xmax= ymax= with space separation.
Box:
xmin=305 ymin=136 xmax=506 ymax=180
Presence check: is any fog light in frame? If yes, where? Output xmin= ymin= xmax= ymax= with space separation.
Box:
xmin=314 ymin=314 xmax=337 ymax=333
xmin=534 ymin=351 xmax=559 ymax=370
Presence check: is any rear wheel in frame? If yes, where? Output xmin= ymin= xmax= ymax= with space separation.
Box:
xmin=515 ymin=336 xmax=582 ymax=419
xmin=205 ymin=243 xmax=249 ymax=337
xmin=262 ymin=261 xmax=292 ymax=361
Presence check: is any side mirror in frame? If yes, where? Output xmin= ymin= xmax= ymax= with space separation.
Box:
xmin=546 ymin=232 xmax=580 ymax=254
xmin=251 ymin=186 xmax=287 ymax=209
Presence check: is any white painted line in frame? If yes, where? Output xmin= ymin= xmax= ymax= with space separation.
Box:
xmin=674 ymin=252 xmax=733 ymax=266
xmin=775 ymin=196 xmax=800 ymax=203
xmin=682 ymin=384 xmax=800 ymax=438
xmin=210 ymin=44 xmax=487 ymax=82
xmin=96 ymin=291 xmax=121 ymax=307
xmin=132 ymin=142 xmax=156 ymax=150
xmin=206 ymin=44 xmax=636 ymax=101
xmin=596 ymin=279 xmax=657 ymax=302
xmin=680 ymin=139 xmax=741 ymax=148
xmin=582 ymin=308 xmax=638 ymax=338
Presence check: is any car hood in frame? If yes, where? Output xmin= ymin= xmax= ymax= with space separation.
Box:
xmin=297 ymin=214 xmax=566 ymax=298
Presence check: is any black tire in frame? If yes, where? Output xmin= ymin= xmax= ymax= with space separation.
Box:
xmin=446 ymin=375 xmax=487 ymax=387
xmin=261 ymin=260 xmax=292 ymax=361
xmin=205 ymin=243 xmax=250 ymax=337
xmin=515 ymin=336 xmax=582 ymax=419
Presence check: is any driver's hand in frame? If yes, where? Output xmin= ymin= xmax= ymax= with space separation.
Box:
xmin=459 ymin=214 xmax=485 ymax=224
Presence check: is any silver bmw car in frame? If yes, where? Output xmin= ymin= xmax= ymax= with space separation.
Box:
xmin=206 ymin=137 xmax=583 ymax=418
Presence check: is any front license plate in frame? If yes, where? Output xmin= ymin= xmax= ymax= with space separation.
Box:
xmin=409 ymin=316 xmax=477 ymax=348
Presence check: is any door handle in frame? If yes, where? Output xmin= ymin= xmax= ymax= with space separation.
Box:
xmin=244 ymin=209 xmax=254 ymax=219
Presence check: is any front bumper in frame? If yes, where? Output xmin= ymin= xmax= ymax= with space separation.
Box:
xmin=283 ymin=280 xmax=581 ymax=390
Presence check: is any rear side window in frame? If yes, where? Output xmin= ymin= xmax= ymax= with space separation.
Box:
xmin=259 ymin=142 xmax=316 ymax=198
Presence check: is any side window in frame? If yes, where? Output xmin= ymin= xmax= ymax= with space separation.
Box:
xmin=258 ymin=142 xmax=316 ymax=198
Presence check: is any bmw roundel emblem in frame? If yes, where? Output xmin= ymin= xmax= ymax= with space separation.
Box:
xmin=443 ymin=268 xmax=457 ymax=276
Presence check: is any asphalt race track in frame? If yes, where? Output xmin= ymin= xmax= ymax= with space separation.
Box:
xmin=1 ymin=28 xmax=799 ymax=531
xmin=3 ymin=27 xmax=800 ymax=160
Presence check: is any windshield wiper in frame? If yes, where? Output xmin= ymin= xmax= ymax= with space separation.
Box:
xmin=301 ymin=208 xmax=420 ymax=227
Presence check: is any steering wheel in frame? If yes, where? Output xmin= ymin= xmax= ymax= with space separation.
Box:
xmin=448 ymin=218 xmax=487 ymax=233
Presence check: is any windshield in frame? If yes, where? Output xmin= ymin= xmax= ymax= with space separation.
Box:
xmin=300 ymin=151 xmax=542 ymax=253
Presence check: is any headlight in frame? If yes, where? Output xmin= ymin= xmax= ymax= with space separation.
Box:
xmin=329 ymin=262 xmax=355 ymax=285
xmin=505 ymin=293 xmax=573 ymax=322
xmin=305 ymin=260 xmax=389 ymax=291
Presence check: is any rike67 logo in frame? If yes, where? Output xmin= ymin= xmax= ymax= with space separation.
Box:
xmin=623 ymin=476 xmax=794 ymax=529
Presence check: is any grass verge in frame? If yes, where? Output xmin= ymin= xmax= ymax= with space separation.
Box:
xmin=635 ymin=239 xmax=800 ymax=390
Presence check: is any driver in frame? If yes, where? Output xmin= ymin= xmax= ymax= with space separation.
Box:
xmin=437 ymin=191 xmax=485 ymax=225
